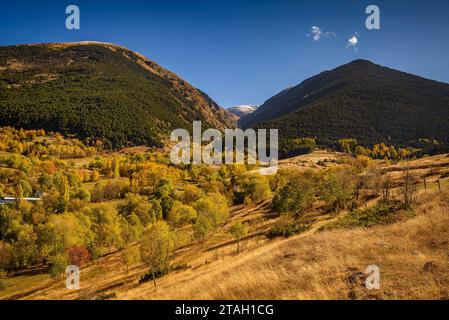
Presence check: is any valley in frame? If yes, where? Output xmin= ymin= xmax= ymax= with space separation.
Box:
xmin=0 ymin=128 xmax=448 ymax=300
xmin=1 ymin=42 xmax=449 ymax=301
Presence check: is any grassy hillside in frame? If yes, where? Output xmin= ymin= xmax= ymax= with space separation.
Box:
xmin=1 ymin=127 xmax=448 ymax=300
xmin=120 ymin=191 xmax=449 ymax=300
xmin=4 ymin=173 xmax=449 ymax=300
xmin=240 ymin=60 xmax=449 ymax=151
xmin=0 ymin=42 xmax=236 ymax=149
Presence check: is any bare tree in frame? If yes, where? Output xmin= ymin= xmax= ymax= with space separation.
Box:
xmin=401 ymin=166 xmax=419 ymax=209
xmin=382 ymin=173 xmax=391 ymax=199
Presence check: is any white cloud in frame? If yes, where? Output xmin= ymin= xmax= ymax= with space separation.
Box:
xmin=346 ymin=33 xmax=359 ymax=51
xmin=307 ymin=26 xmax=336 ymax=42
xmin=347 ymin=36 xmax=358 ymax=46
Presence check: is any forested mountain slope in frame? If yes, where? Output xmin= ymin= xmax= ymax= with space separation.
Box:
xmin=240 ymin=60 xmax=449 ymax=148
xmin=0 ymin=42 xmax=236 ymax=148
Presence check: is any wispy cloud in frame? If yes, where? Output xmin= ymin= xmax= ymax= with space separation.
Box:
xmin=307 ymin=26 xmax=336 ymax=42
xmin=346 ymin=33 xmax=359 ymax=51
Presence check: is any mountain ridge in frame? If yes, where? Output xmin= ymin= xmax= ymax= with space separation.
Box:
xmin=0 ymin=41 xmax=236 ymax=148
xmin=240 ymin=59 xmax=449 ymax=149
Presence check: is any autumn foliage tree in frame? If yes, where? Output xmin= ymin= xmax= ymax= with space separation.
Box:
xmin=230 ymin=222 xmax=249 ymax=255
xmin=273 ymin=170 xmax=318 ymax=216
xmin=139 ymin=221 xmax=176 ymax=287
xmin=66 ymin=246 xmax=92 ymax=267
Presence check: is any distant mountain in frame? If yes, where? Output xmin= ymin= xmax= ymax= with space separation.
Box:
xmin=228 ymin=105 xmax=258 ymax=117
xmin=0 ymin=42 xmax=236 ymax=148
xmin=240 ymin=59 xmax=449 ymax=149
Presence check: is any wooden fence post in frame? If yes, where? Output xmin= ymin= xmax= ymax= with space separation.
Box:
xmin=423 ymin=178 xmax=427 ymax=190
xmin=437 ymin=180 xmax=441 ymax=192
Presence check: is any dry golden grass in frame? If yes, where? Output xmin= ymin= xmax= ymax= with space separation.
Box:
xmin=119 ymin=190 xmax=449 ymax=300
xmin=11 ymin=187 xmax=449 ymax=300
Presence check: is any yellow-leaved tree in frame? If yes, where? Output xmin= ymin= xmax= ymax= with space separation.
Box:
xmin=139 ymin=221 xmax=177 ymax=287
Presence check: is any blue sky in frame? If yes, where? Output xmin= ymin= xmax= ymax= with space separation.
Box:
xmin=1 ymin=0 xmax=449 ymax=107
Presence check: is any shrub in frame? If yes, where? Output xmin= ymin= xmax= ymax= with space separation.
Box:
xmin=138 ymin=268 xmax=169 ymax=284
xmin=139 ymin=262 xmax=189 ymax=284
xmin=322 ymin=199 xmax=408 ymax=230
xmin=49 ymin=253 xmax=68 ymax=278
xmin=266 ymin=222 xmax=310 ymax=239
xmin=66 ymin=246 xmax=92 ymax=267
